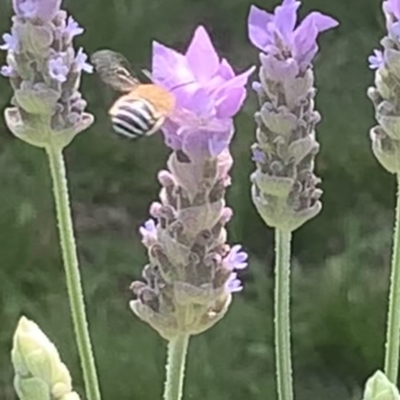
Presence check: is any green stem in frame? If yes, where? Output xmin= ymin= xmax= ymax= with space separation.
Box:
xmin=163 ymin=335 xmax=190 ymax=400
xmin=384 ymin=175 xmax=400 ymax=383
xmin=274 ymin=229 xmax=294 ymax=400
xmin=46 ymin=145 xmax=101 ymax=400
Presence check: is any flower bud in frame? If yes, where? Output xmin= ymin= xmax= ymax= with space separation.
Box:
xmin=363 ymin=371 xmax=400 ymax=400
xmin=12 ymin=316 xmax=78 ymax=400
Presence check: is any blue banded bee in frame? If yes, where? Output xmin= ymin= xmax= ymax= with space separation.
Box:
xmin=91 ymin=49 xmax=176 ymax=139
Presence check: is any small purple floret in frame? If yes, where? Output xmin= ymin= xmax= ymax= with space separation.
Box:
xmin=0 ymin=33 xmax=19 ymax=52
xmin=139 ymin=219 xmax=157 ymax=248
xmin=74 ymin=48 xmax=93 ymax=73
xmin=65 ymin=16 xmax=84 ymax=39
xmin=369 ymin=49 xmax=384 ymax=70
xmin=0 ymin=65 xmax=14 ymax=77
xmin=223 ymin=245 xmax=248 ymax=271
xmin=48 ymin=56 xmax=69 ymax=83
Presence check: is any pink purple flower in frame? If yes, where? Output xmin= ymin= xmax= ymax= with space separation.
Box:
xmin=131 ymin=25 xmax=251 ymax=339
xmin=248 ymin=0 xmax=335 ymax=231
xmin=152 ymin=25 xmax=254 ymax=159
xmin=248 ymin=0 xmax=338 ymax=72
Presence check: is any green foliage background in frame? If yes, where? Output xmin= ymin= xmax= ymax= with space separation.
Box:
xmin=0 ymin=0 xmax=393 ymax=399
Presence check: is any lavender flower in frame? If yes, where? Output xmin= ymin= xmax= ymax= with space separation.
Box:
xmin=130 ymin=26 xmax=253 ymax=340
xmin=368 ymin=0 xmax=400 ymax=173
xmin=1 ymin=0 xmax=93 ymax=149
xmin=248 ymin=0 xmax=338 ymax=231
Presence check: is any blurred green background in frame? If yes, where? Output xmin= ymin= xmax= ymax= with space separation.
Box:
xmin=0 ymin=0 xmax=394 ymax=399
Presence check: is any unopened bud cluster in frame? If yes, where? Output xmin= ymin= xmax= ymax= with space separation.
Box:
xmin=12 ymin=316 xmax=81 ymax=400
xmin=130 ymin=148 xmax=247 ymax=340
xmin=368 ymin=1 xmax=400 ymax=173
xmin=1 ymin=0 xmax=93 ymax=149
xmin=251 ymin=66 xmax=322 ymax=232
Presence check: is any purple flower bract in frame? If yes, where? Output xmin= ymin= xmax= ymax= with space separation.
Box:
xmin=13 ymin=0 xmax=62 ymax=22
xmin=152 ymin=26 xmax=254 ymax=159
xmin=248 ymin=0 xmax=338 ymax=72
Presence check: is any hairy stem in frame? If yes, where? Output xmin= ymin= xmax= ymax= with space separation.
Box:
xmin=384 ymin=175 xmax=400 ymax=383
xmin=163 ymin=335 xmax=190 ymax=400
xmin=46 ymin=145 xmax=101 ymax=400
xmin=274 ymin=229 xmax=294 ymax=400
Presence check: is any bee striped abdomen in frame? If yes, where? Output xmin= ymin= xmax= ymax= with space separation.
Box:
xmin=110 ymin=98 xmax=159 ymax=139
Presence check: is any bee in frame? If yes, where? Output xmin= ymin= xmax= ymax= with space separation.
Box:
xmin=91 ymin=49 xmax=176 ymax=139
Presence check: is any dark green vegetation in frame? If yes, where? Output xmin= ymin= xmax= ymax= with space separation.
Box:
xmin=0 ymin=0 xmax=393 ymax=399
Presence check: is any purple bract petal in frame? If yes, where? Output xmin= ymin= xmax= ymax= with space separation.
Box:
xmin=13 ymin=0 xmax=62 ymax=22
xmin=152 ymin=24 xmax=254 ymax=156
xmin=152 ymin=25 xmax=253 ymax=119
xmin=384 ymin=0 xmax=400 ymax=21
xmin=185 ymin=26 xmax=220 ymax=84
xmin=248 ymin=1 xmax=338 ymax=71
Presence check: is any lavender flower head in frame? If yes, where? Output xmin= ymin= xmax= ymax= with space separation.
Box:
xmin=248 ymin=0 xmax=338 ymax=231
xmin=0 ymin=0 xmax=93 ymax=149
xmin=368 ymin=0 xmax=400 ymax=173
xmin=130 ymin=26 xmax=253 ymax=340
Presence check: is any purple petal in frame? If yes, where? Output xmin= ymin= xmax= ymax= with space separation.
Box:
xmin=226 ymin=272 xmax=243 ymax=292
xmin=248 ymin=5 xmax=275 ymax=50
xmin=252 ymin=147 xmax=267 ymax=163
xmin=48 ymin=56 xmax=69 ymax=83
xmin=384 ymin=0 xmax=400 ymax=20
xmin=14 ymin=0 xmax=62 ymax=21
xmin=177 ymin=117 xmax=233 ymax=159
xmin=218 ymin=59 xmax=235 ymax=80
xmin=368 ymin=49 xmax=384 ymax=70
xmin=212 ymin=66 xmax=255 ymax=118
xmin=183 ymin=88 xmax=216 ymax=117
xmin=1 ymin=65 xmax=14 ymax=77
xmin=139 ymin=219 xmax=158 ymax=247
xmin=224 ymin=245 xmax=248 ymax=270
xmin=293 ymin=12 xmax=338 ymax=59
xmin=273 ymin=1 xmax=300 ymax=42
xmin=185 ymin=26 xmax=220 ymax=84
xmin=75 ymin=48 xmax=93 ymax=73
xmin=65 ymin=16 xmax=84 ymax=38
xmin=0 ymin=32 xmax=19 ymax=52
xmin=152 ymin=41 xmax=194 ymax=90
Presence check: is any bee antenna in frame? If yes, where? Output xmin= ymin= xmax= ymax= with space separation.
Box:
xmin=141 ymin=68 xmax=195 ymax=91
xmin=170 ymin=81 xmax=196 ymax=91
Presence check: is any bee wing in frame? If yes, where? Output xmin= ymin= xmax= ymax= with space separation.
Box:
xmin=141 ymin=68 xmax=153 ymax=82
xmin=91 ymin=49 xmax=139 ymax=93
